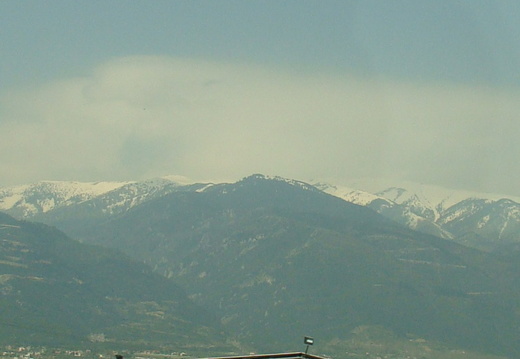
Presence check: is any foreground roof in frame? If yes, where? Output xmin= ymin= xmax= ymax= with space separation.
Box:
xmin=204 ymin=352 xmax=328 ymax=359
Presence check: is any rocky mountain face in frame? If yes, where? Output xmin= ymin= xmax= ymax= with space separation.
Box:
xmin=0 ymin=180 xmax=128 ymax=218
xmin=0 ymin=212 xmax=232 ymax=353
xmin=32 ymin=174 xmax=520 ymax=357
xmin=315 ymin=182 xmax=520 ymax=250
xmin=0 ymin=178 xmax=200 ymax=217
xmin=438 ymin=198 xmax=520 ymax=246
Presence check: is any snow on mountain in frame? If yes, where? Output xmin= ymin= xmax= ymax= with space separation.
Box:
xmin=312 ymin=182 xmax=385 ymax=206
xmin=79 ymin=177 xmax=204 ymax=216
xmin=252 ymin=174 xmax=319 ymax=192
xmin=1 ymin=174 xmax=518 ymax=249
xmin=0 ymin=180 xmax=131 ymax=217
xmin=342 ymin=178 xmax=520 ymax=209
xmin=312 ymin=178 xmax=520 ymax=246
xmin=0 ymin=176 xmax=202 ymax=219
xmin=438 ymin=198 xmax=520 ymax=243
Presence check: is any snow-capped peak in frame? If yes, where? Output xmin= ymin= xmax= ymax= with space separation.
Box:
xmin=312 ymin=182 xmax=386 ymax=206
xmin=0 ymin=180 xmax=131 ymax=216
xmin=310 ymin=178 xmax=520 ymax=245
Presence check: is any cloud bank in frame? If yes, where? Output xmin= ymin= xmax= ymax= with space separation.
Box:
xmin=1 ymin=56 xmax=518 ymax=195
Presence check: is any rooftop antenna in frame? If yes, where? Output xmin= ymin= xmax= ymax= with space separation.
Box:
xmin=304 ymin=336 xmax=314 ymax=354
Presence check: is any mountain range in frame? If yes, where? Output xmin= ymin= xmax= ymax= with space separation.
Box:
xmin=314 ymin=181 xmax=520 ymax=250
xmin=1 ymin=175 xmax=518 ymax=250
xmin=1 ymin=174 xmax=520 ymax=357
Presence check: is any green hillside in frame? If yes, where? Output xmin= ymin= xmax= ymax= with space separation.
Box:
xmin=72 ymin=175 xmax=520 ymax=357
xmin=0 ymin=212 xmax=234 ymax=354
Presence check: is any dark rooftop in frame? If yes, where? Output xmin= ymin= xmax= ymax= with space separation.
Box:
xmin=203 ymin=352 xmax=328 ymax=359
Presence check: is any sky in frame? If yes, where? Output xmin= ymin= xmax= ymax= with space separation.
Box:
xmin=1 ymin=1 xmax=519 ymax=196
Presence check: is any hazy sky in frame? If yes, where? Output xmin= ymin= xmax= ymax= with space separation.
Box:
xmin=1 ymin=1 xmax=519 ymax=196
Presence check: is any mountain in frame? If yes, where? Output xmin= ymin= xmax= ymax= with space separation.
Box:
xmin=0 ymin=212 xmax=233 ymax=353
xmin=438 ymin=198 xmax=520 ymax=243
xmin=0 ymin=180 xmax=130 ymax=218
xmin=314 ymin=181 xmax=520 ymax=249
xmin=0 ymin=176 xmax=204 ymax=219
xmin=57 ymin=175 xmax=520 ymax=357
xmin=2 ymin=176 xmax=519 ymax=250
xmin=31 ymin=178 xmax=213 ymax=236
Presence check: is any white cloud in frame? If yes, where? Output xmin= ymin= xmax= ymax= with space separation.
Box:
xmin=0 ymin=56 xmax=519 ymax=195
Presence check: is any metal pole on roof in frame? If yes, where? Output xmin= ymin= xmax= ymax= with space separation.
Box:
xmin=304 ymin=336 xmax=314 ymax=354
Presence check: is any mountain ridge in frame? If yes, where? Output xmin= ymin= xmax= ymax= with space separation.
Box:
xmin=60 ymin=174 xmax=520 ymax=357
xmin=1 ymin=174 xmax=519 ymax=249
xmin=312 ymin=180 xmax=520 ymax=247
xmin=0 ymin=174 xmax=520 ymax=250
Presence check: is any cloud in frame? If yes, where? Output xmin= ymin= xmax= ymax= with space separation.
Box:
xmin=0 ymin=55 xmax=519 ymax=195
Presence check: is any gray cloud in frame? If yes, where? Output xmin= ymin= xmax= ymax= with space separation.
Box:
xmin=0 ymin=56 xmax=518 ymax=196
